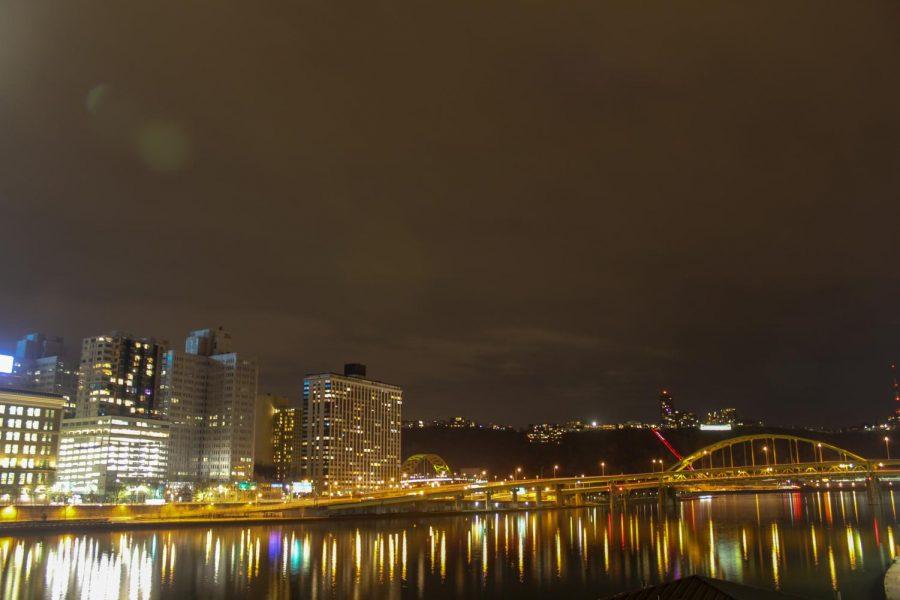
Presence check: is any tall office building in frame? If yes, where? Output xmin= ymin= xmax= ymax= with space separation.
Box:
xmin=254 ymin=393 xmax=290 ymax=476
xmin=6 ymin=333 xmax=77 ymax=417
xmin=0 ymin=389 xmax=65 ymax=501
xmin=301 ymin=364 xmax=402 ymax=494
xmin=158 ymin=327 xmax=258 ymax=485
xmin=272 ymin=405 xmax=301 ymax=482
xmin=74 ymin=333 xmax=166 ymax=419
xmin=56 ymin=416 xmax=169 ymax=499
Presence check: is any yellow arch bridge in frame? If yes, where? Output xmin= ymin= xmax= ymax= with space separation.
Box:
xmin=181 ymin=434 xmax=900 ymax=519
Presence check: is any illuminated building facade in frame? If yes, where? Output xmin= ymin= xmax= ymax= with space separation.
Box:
xmin=0 ymin=389 xmax=65 ymax=501
xmin=56 ymin=416 xmax=169 ymax=499
xmin=301 ymin=364 xmax=402 ymax=493
xmin=705 ymin=407 xmax=738 ymax=426
xmin=272 ymin=406 xmax=301 ymax=482
xmin=158 ymin=327 xmax=258 ymax=485
xmin=74 ymin=333 xmax=166 ymax=419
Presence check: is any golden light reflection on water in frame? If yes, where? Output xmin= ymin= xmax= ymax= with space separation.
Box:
xmin=810 ymin=525 xmax=818 ymax=565
xmin=771 ymin=522 xmax=781 ymax=589
xmin=1 ymin=492 xmax=898 ymax=599
xmin=829 ymin=544 xmax=839 ymax=591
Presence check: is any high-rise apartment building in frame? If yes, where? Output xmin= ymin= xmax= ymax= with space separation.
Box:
xmin=301 ymin=364 xmax=402 ymax=494
xmin=74 ymin=333 xmax=166 ymax=419
xmin=159 ymin=327 xmax=258 ymax=485
xmin=0 ymin=389 xmax=65 ymax=501
xmin=273 ymin=405 xmax=301 ymax=482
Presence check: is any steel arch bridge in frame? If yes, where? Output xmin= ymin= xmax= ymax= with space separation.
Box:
xmin=669 ymin=433 xmax=868 ymax=472
xmin=401 ymin=454 xmax=451 ymax=478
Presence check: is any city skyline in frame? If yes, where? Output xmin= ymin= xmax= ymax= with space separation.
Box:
xmin=0 ymin=326 xmax=895 ymax=428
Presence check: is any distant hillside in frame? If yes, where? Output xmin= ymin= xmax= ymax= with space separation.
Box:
xmin=402 ymin=426 xmax=890 ymax=478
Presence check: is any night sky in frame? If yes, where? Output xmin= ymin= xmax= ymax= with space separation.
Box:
xmin=1 ymin=3 xmax=899 ymax=427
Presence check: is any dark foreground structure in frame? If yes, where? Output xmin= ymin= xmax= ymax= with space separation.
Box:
xmin=608 ymin=575 xmax=801 ymax=599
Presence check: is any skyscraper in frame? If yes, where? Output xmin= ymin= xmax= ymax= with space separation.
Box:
xmin=254 ymin=393 xmax=290 ymax=477
xmin=272 ymin=405 xmax=301 ymax=482
xmin=74 ymin=333 xmax=166 ymax=419
xmin=301 ymin=364 xmax=402 ymax=494
xmin=158 ymin=327 xmax=258 ymax=485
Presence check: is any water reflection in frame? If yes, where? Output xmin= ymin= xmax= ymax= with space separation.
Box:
xmin=0 ymin=492 xmax=896 ymax=599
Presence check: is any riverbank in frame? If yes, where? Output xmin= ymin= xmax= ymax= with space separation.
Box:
xmin=0 ymin=502 xmax=591 ymax=535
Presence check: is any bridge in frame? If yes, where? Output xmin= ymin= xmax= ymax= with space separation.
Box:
xmin=176 ymin=434 xmax=900 ymax=520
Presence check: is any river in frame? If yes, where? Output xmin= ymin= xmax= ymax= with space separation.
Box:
xmin=0 ymin=491 xmax=897 ymax=599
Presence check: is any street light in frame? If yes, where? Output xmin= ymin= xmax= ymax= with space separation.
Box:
xmin=553 ymin=465 xmax=559 ymax=477
xmin=885 ymin=437 xmax=891 ymax=460
xmin=516 ymin=467 xmax=522 ymax=480
xmin=600 ymin=461 xmax=606 ymax=476
xmin=762 ymin=445 xmax=769 ymax=466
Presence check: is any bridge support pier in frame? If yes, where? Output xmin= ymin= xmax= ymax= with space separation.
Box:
xmin=658 ymin=485 xmax=677 ymax=513
xmin=867 ymin=475 xmax=883 ymax=505
xmin=535 ymin=489 xmax=543 ymax=507
xmin=511 ymin=488 xmax=519 ymax=507
xmin=609 ymin=486 xmax=626 ymax=513
xmin=572 ymin=492 xmax=584 ymax=506
xmin=484 ymin=491 xmax=492 ymax=511
xmin=554 ymin=485 xmax=564 ymax=506
xmin=454 ymin=494 xmax=463 ymax=511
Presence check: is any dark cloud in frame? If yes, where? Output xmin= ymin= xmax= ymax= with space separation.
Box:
xmin=1 ymin=2 xmax=899 ymax=426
